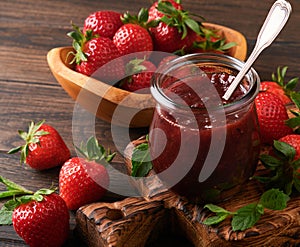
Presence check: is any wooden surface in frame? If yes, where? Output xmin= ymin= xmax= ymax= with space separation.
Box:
xmin=1 ymin=0 xmax=300 ymax=246
xmin=76 ymin=137 xmax=300 ymax=247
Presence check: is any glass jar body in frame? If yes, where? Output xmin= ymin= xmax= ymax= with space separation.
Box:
xmin=149 ymin=53 xmax=261 ymax=203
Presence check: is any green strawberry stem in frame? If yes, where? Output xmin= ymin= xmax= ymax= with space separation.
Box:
xmin=7 ymin=120 xmax=49 ymax=164
xmin=0 ymin=176 xmax=56 ymax=225
xmin=122 ymin=8 xmax=159 ymax=29
xmin=75 ymin=136 xmax=116 ymax=164
xmin=157 ymin=1 xmax=203 ymax=39
xmin=255 ymin=140 xmax=300 ymax=196
xmin=67 ymin=23 xmax=97 ymax=64
xmin=272 ymin=66 xmax=299 ymax=97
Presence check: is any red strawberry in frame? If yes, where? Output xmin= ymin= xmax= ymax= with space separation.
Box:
xmin=8 ymin=120 xmax=70 ymax=170
xmin=148 ymin=0 xmax=183 ymax=21
xmin=113 ymin=23 xmax=153 ymax=56
xmin=59 ymin=137 xmax=115 ymax=210
xmin=260 ymin=81 xmax=291 ymax=105
xmin=121 ymin=58 xmax=157 ymax=93
xmin=255 ymin=91 xmax=293 ymax=144
xmin=148 ymin=1 xmax=201 ymax=53
xmin=68 ymin=25 xmax=124 ymax=82
xmin=83 ymin=10 xmax=123 ymax=39
xmin=0 ymin=177 xmax=69 ymax=247
xmin=260 ymin=66 xmax=298 ymax=105
xmin=279 ymin=134 xmax=300 ymax=160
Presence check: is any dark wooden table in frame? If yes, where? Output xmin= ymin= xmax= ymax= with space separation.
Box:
xmin=1 ymin=0 xmax=299 ymax=246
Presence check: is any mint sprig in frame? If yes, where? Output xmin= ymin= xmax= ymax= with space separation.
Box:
xmin=203 ymin=189 xmax=289 ymax=231
xmin=131 ymin=135 xmax=152 ymax=177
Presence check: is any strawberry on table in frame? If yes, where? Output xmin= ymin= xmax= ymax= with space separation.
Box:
xmin=59 ymin=136 xmax=115 ymax=210
xmin=260 ymin=66 xmax=299 ymax=105
xmin=8 ymin=120 xmax=70 ymax=170
xmin=83 ymin=10 xmax=123 ymax=39
xmin=0 ymin=176 xmax=69 ymax=247
xmin=120 ymin=58 xmax=157 ymax=93
xmin=255 ymin=91 xmax=293 ymax=145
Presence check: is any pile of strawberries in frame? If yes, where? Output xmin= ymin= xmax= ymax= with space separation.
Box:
xmin=69 ymin=0 xmax=235 ymax=92
xmin=1 ymin=120 xmax=114 ymax=246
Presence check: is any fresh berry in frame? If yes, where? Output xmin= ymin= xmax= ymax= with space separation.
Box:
xmin=261 ymin=81 xmax=291 ymax=105
xmin=255 ymin=91 xmax=293 ymax=144
xmin=8 ymin=120 xmax=70 ymax=170
xmin=0 ymin=177 xmax=69 ymax=247
xmin=113 ymin=23 xmax=153 ymax=56
xmin=68 ymin=25 xmax=124 ymax=82
xmin=279 ymin=134 xmax=300 ymax=160
xmin=59 ymin=137 xmax=115 ymax=210
xmin=121 ymin=58 xmax=157 ymax=93
xmin=83 ymin=10 xmax=123 ymax=39
xmin=260 ymin=66 xmax=298 ymax=105
xmin=148 ymin=0 xmax=183 ymax=21
xmin=148 ymin=0 xmax=201 ymax=53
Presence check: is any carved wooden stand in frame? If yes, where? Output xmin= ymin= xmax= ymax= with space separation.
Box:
xmin=76 ymin=137 xmax=300 ymax=246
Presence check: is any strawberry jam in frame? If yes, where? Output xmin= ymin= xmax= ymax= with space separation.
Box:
xmin=149 ymin=54 xmax=261 ymax=203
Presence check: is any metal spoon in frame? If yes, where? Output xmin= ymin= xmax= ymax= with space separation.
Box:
xmin=223 ymin=0 xmax=292 ymax=101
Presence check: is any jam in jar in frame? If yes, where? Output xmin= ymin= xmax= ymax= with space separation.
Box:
xmin=149 ymin=53 xmax=261 ymax=203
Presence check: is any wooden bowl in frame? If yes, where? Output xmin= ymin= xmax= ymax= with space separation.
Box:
xmin=47 ymin=23 xmax=247 ymax=128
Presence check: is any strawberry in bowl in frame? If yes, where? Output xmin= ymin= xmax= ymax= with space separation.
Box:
xmin=47 ymin=0 xmax=247 ymax=127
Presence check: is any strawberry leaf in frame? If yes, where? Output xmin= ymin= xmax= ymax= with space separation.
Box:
xmin=259 ymin=154 xmax=283 ymax=169
xmin=0 ymin=176 xmax=33 ymax=197
xmin=286 ymin=116 xmax=300 ymax=129
xmin=75 ymin=136 xmax=115 ymax=163
xmin=291 ymin=91 xmax=300 ymax=109
xmin=274 ymin=140 xmax=296 ymax=161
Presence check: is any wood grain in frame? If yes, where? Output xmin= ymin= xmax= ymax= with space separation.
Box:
xmin=76 ymin=137 xmax=300 ymax=247
xmin=1 ymin=0 xmax=300 ymax=246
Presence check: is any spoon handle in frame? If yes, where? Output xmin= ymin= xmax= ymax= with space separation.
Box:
xmin=223 ymin=0 xmax=292 ymax=101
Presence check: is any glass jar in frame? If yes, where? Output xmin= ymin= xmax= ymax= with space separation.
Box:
xmin=149 ymin=53 xmax=261 ymax=203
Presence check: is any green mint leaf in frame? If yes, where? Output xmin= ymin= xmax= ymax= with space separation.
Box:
xmin=231 ymin=203 xmax=264 ymax=231
xmin=203 ymin=213 xmax=229 ymax=226
xmin=131 ymin=142 xmax=152 ymax=177
xmin=203 ymin=204 xmax=233 ymax=226
xmin=0 ymin=206 xmax=13 ymax=225
xmin=203 ymin=204 xmax=232 ymax=214
xmin=259 ymin=188 xmax=289 ymax=210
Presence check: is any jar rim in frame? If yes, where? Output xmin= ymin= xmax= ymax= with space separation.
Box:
xmin=150 ymin=53 xmax=260 ymax=113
